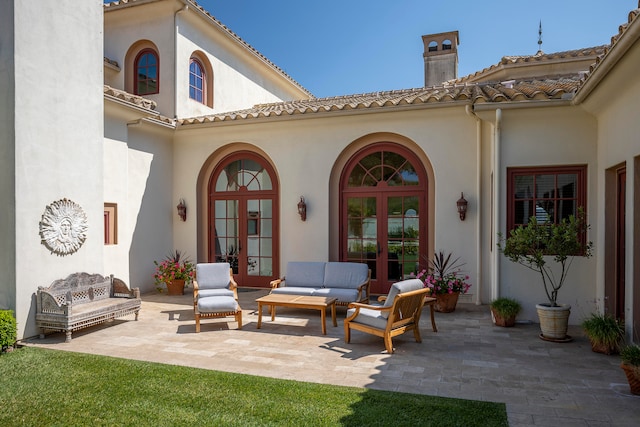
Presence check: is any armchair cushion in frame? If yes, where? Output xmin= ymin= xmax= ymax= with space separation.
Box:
xmin=345 ymin=306 xmax=388 ymax=329
xmin=197 ymin=288 xmax=235 ymax=299
xmin=197 ymin=296 xmax=238 ymax=313
xmin=381 ymin=278 xmax=424 ymax=318
xmin=196 ymin=263 xmax=232 ymax=289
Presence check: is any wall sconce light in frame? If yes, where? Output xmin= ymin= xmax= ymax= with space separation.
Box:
xmin=297 ymin=196 xmax=307 ymax=221
xmin=177 ymin=199 xmax=187 ymax=222
xmin=456 ymin=192 xmax=468 ymax=221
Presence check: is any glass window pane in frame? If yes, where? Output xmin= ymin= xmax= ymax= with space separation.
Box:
xmin=535 ymin=174 xmax=555 ymax=199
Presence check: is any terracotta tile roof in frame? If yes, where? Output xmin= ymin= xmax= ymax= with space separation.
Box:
xmin=177 ymin=77 xmax=579 ymax=125
xmin=455 ymin=45 xmax=607 ymax=84
xmin=104 ymin=85 xmax=157 ymax=110
xmin=104 ymin=0 xmax=313 ymax=98
xmin=104 ymin=57 xmax=120 ymax=69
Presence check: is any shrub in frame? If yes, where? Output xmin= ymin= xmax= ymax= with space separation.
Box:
xmin=621 ymin=345 xmax=640 ymax=366
xmin=490 ymin=297 xmax=522 ymax=317
xmin=581 ymin=313 xmax=624 ymax=353
xmin=0 ymin=310 xmax=17 ymax=352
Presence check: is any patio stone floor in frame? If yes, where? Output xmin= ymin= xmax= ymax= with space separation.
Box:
xmin=21 ymin=288 xmax=640 ymax=426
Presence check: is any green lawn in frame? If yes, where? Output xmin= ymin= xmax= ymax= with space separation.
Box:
xmin=0 ymin=347 xmax=508 ymax=426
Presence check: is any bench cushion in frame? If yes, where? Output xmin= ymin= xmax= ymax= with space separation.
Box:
xmin=323 ymin=262 xmax=368 ymax=289
xmin=285 ymin=262 xmax=326 ymax=288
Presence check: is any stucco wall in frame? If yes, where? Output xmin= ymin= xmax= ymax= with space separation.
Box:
xmin=12 ymin=0 xmax=104 ymax=339
xmin=105 ymin=1 xmax=307 ymax=120
xmin=172 ymin=106 xmax=482 ymax=298
xmin=496 ymin=106 xmax=599 ymax=324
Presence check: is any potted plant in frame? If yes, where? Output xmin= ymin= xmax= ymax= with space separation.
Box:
xmin=153 ymin=250 xmax=196 ymax=296
xmin=581 ymin=313 xmax=624 ymax=355
xmin=497 ymin=207 xmax=592 ymax=341
xmin=620 ymin=344 xmax=640 ymax=395
xmin=415 ymin=251 xmax=471 ymax=312
xmin=490 ymin=297 xmax=521 ymax=327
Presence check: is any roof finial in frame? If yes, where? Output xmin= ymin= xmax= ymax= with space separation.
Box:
xmin=537 ymin=20 xmax=543 ymax=54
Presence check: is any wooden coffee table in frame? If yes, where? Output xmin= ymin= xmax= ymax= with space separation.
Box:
xmin=256 ymin=294 xmax=337 ymax=335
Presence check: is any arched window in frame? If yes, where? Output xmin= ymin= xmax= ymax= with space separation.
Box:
xmin=134 ymin=49 xmax=159 ymax=95
xmin=442 ymin=39 xmax=452 ymax=50
xmin=189 ymin=58 xmax=206 ymax=103
xmin=428 ymin=41 xmax=438 ymax=52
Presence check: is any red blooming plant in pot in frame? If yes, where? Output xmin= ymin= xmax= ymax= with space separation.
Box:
xmin=153 ymin=250 xmax=196 ymax=295
xmin=415 ymin=251 xmax=471 ymax=312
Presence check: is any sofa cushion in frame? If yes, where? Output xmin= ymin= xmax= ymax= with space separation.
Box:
xmin=197 ymin=296 xmax=238 ymax=313
xmin=323 ymin=262 xmax=368 ymax=289
xmin=346 ymin=307 xmax=388 ymax=330
xmin=271 ymin=287 xmax=316 ymax=296
xmin=312 ymin=287 xmax=359 ymax=303
xmin=196 ymin=263 xmax=231 ymax=289
xmin=381 ymin=278 xmax=424 ymax=318
xmin=285 ymin=262 xmax=326 ymax=288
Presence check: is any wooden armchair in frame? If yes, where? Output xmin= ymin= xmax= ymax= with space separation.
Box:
xmin=193 ymin=263 xmax=242 ymax=332
xmin=344 ymin=279 xmax=435 ymax=353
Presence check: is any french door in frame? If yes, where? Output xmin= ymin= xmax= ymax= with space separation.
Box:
xmin=209 ymin=154 xmax=278 ymax=288
xmin=341 ymin=144 xmax=427 ymax=295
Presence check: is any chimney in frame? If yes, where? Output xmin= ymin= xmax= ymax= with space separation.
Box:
xmin=422 ymin=31 xmax=459 ymax=87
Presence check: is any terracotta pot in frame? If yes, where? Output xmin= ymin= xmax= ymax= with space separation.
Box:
xmin=536 ymin=303 xmax=571 ymax=341
xmin=620 ymin=364 xmax=640 ymax=395
xmin=434 ymin=292 xmax=459 ymax=313
xmin=166 ymin=279 xmax=185 ymax=296
xmin=491 ymin=308 xmax=516 ymax=327
xmin=589 ymin=339 xmax=619 ymax=355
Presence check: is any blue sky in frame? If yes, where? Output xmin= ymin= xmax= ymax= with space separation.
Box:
xmin=198 ymin=0 xmax=637 ymax=98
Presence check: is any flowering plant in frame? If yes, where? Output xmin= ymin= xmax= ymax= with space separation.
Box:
xmin=414 ymin=251 xmax=471 ymax=295
xmin=153 ymin=250 xmax=195 ymax=286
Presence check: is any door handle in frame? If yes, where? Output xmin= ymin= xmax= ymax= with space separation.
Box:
xmin=377 ymin=241 xmax=381 ymax=255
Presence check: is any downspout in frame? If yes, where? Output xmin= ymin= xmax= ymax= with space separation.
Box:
xmin=465 ymin=105 xmax=482 ymax=305
xmin=174 ymin=4 xmax=188 ymax=119
xmin=492 ymin=108 xmax=502 ymax=301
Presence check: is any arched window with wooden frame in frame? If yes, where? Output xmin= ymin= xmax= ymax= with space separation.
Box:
xmin=189 ymin=51 xmax=213 ymax=108
xmin=134 ymin=48 xmax=159 ymax=95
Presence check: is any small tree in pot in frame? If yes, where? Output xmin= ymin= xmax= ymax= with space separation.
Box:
xmin=497 ymin=208 xmax=592 ymax=341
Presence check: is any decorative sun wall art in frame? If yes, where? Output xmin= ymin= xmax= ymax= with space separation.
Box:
xmin=39 ymin=198 xmax=89 ymax=256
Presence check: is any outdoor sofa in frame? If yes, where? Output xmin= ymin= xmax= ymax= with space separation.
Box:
xmin=270 ymin=261 xmax=371 ymax=306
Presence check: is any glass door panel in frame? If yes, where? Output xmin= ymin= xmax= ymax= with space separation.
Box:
xmin=246 ymin=199 xmax=273 ymax=278
xmin=386 ymin=196 xmax=419 ymax=282
xmin=213 ymin=199 xmax=239 ymax=274
xmin=346 ymin=197 xmax=378 ymax=280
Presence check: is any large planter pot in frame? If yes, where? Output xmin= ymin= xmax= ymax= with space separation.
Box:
xmin=589 ymin=339 xmax=619 ymax=355
xmin=434 ymin=292 xmax=460 ymax=313
xmin=536 ymin=303 xmax=571 ymax=342
xmin=491 ymin=308 xmax=516 ymax=327
xmin=166 ymin=279 xmax=185 ymax=296
xmin=620 ymin=364 xmax=640 ymax=395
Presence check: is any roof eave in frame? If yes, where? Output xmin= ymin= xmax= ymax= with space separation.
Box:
xmin=574 ymin=10 xmax=640 ymax=104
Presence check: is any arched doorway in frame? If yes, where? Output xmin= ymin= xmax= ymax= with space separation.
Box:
xmin=340 ymin=143 xmax=428 ymax=294
xmin=208 ymin=152 xmax=278 ymax=287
